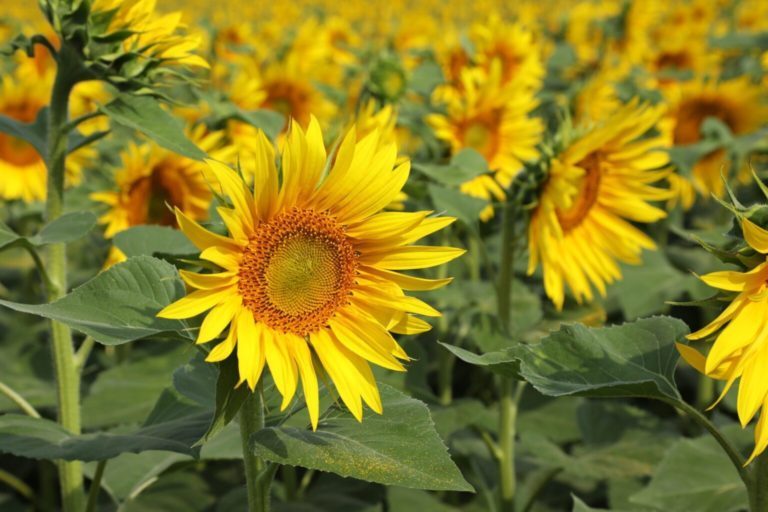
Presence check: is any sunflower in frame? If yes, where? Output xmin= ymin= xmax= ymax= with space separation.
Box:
xmin=437 ymin=16 xmax=543 ymax=96
xmin=678 ymin=218 xmax=768 ymax=464
xmin=0 ymin=62 xmax=90 ymax=203
xmin=251 ymin=53 xmax=337 ymax=129
xmin=666 ymin=78 xmax=767 ymax=200
xmin=469 ymin=15 xmax=544 ymax=90
xmin=157 ymin=119 xmax=463 ymax=428
xmin=573 ymin=67 xmax=622 ymax=126
xmin=527 ymin=101 xmax=671 ymax=310
xmin=90 ymin=0 xmax=208 ymax=69
xmin=355 ymin=100 xmax=407 ymax=210
xmin=428 ymin=64 xmax=543 ymax=220
xmin=92 ymin=125 xmax=234 ymax=239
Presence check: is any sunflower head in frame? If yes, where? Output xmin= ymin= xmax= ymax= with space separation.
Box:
xmin=157 ymin=119 xmax=463 ymax=428
xmin=680 ymin=210 xmax=768 ymax=464
xmin=428 ymin=63 xmax=543 ymax=220
xmin=666 ymin=78 xmax=768 ymax=200
xmin=528 ymin=101 xmax=672 ymax=309
xmin=92 ymin=125 xmax=234 ymax=240
xmin=38 ymin=0 xmax=208 ymax=93
xmin=0 ymin=61 xmax=90 ymax=203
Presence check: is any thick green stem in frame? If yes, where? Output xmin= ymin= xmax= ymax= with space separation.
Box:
xmin=749 ymin=452 xmax=768 ymax=512
xmin=496 ymin=200 xmax=520 ymax=509
xmin=282 ymin=465 xmax=298 ymax=501
xmin=45 ymin=50 xmax=84 ymax=512
xmin=666 ymin=398 xmax=748 ymax=483
xmin=498 ymin=378 xmax=517 ymax=508
xmin=437 ymin=348 xmax=455 ymax=406
xmin=240 ymin=387 xmax=271 ymax=512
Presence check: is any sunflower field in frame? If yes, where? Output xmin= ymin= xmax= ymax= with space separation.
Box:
xmin=1 ymin=0 xmax=768 ymax=511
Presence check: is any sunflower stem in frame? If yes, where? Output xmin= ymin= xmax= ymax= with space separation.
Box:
xmin=45 ymin=43 xmax=85 ymax=512
xmin=749 ymin=451 xmax=768 ymax=512
xmin=240 ymin=385 xmax=271 ymax=512
xmin=666 ymin=398 xmax=748 ymax=483
xmin=84 ymin=460 xmax=106 ymax=512
xmin=496 ymin=199 xmax=520 ymax=509
xmin=0 ymin=380 xmax=41 ymax=418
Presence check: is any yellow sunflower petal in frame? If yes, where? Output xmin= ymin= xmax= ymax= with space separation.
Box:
xmin=743 ymin=218 xmax=768 ymax=254
xmin=264 ymin=329 xmax=299 ymax=410
xmin=180 ymin=270 xmax=237 ymax=290
xmin=157 ymin=287 xmax=235 ymax=319
xmin=362 ymin=246 xmax=466 ymax=270
xmin=197 ymin=294 xmax=242 ymax=344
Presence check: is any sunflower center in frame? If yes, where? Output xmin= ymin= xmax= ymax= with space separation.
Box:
xmin=0 ymin=133 xmax=41 ymax=166
xmin=0 ymin=102 xmax=43 ymax=167
xmin=239 ymin=207 xmax=357 ymax=336
xmin=674 ymin=97 xmax=737 ymax=145
xmin=462 ymin=113 xmax=501 ymax=159
xmin=557 ymin=153 xmax=602 ymax=233
xmin=264 ymin=80 xmax=311 ymax=126
xmin=126 ymin=162 xmax=185 ymax=226
xmin=655 ymin=51 xmax=693 ymax=72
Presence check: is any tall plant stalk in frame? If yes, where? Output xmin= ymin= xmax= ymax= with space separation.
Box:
xmin=496 ymin=199 xmax=524 ymax=509
xmin=44 ymin=44 xmax=84 ymax=512
xmin=240 ymin=386 xmax=271 ymax=512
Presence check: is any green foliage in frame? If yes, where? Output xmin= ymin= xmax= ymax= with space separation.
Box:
xmin=0 ymin=256 xmax=189 ymax=345
xmin=631 ymin=430 xmax=750 ymax=512
xmin=101 ymin=95 xmax=206 ymax=160
xmin=113 ymin=225 xmax=197 ymax=258
xmin=251 ymin=384 xmax=474 ymax=492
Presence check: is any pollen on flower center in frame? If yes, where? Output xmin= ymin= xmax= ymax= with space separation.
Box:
xmin=557 ymin=152 xmax=602 ymax=233
xmin=238 ymin=207 xmax=358 ymax=336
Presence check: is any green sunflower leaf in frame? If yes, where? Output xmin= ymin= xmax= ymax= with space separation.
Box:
xmin=630 ymin=428 xmax=750 ymax=512
xmin=249 ymin=384 xmax=474 ymax=492
xmin=441 ymin=316 xmax=689 ymax=402
xmin=428 ymin=184 xmax=487 ymax=227
xmin=113 ymin=225 xmax=197 ymax=258
xmin=0 ymin=256 xmax=190 ymax=345
xmin=30 ymin=211 xmax=97 ymax=245
xmin=101 ymin=94 xmax=206 ymax=160
xmin=0 ymin=411 xmax=207 ymax=461
xmin=0 ymin=211 xmax=96 ymax=254
xmin=515 ymin=316 xmax=689 ymax=400
xmin=195 ymin=356 xmax=249 ymax=446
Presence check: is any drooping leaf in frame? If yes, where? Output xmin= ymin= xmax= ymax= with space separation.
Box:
xmin=0 ymin=256 xmax=190 ymax=345
xmin=113 ymin=225 xmax=198 ymax=258
xmin=441 ymin=316 xmax=689 ymax=402
xmin=30 ymin=211 xmax=97 ymax=245
xmin=101 ymin=94 xmax=206 ymax=160
xmin=250 ymin=384 xmax=474 ymax=492
xmin=439 ymin=342 xmax=521 ymax=378
xmin=0 ymin=412 xmax=207 ymax=461
xmin=515 ymin=316 xmax=689 ymax=401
